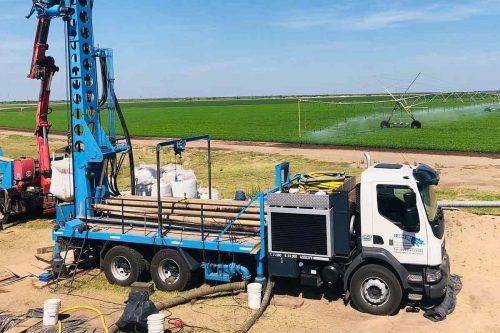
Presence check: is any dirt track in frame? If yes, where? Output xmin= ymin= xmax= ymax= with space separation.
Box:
xmin=2 ymin=129 xmax=500 ymax=191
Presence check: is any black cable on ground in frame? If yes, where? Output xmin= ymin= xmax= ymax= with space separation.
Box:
xmin=239 ymin=279 xmax=275 ymax=333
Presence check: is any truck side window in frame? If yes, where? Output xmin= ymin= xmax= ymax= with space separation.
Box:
xmin=376 ymin=185 xmax=414 ymax=227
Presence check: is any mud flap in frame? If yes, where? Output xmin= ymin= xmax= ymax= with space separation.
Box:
xmin=423 ymin=274 xmax=462 ymax=322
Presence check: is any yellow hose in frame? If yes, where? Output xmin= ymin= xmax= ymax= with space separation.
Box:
xmin=57 ymin=305 xmax=109 ymax=333
xmin=298 ymin=171 xmax=345 ymax=193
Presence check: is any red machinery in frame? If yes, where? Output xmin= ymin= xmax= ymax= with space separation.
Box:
xmin=29 ymin=17 xmax=58 ymax=195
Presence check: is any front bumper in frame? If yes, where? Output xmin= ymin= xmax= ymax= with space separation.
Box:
xmin=424 ymin=251 xmax=450 ymax=299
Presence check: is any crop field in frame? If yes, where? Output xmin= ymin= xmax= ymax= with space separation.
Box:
xmin=1 ymin=94 xmax=499 ymax=153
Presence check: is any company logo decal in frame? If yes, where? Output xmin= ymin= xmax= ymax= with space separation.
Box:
xmin=394 ymin=234 xmax=424 ymax=247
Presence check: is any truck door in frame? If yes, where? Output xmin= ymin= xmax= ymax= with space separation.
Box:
xmin=371 ymin=184 xmax=428 ymax=265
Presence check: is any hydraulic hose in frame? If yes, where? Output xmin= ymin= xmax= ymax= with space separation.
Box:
xmin=108 ymin=281 xmax=248 ymax=333
xmin=239 ymin=280 xmax=275 ymax=333
xmin=298 ymin=171 xmax=345 ymax=193
xmin=98 ymin=57 xmax=108 ymax=107
xmin=113 ymin=93 xmax=136 ymax=195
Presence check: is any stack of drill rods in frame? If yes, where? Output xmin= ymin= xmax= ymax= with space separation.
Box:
xmin=113 ymin=195 xmax=261 ymax=212
xmin=106 ymin=196 xmax=262 ymax=215
xmin=94 ymin=195 xmax=264 ymax=232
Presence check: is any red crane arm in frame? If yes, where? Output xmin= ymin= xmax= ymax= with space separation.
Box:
xmin=29 ymin=17 xmax=58 ymax=194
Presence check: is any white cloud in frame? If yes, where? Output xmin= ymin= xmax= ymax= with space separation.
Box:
xmin=275 ymin=1 xmax=500 ymax=31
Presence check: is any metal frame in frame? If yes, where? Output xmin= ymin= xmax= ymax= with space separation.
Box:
xmin=155 ymin=135 xmax=212 ymax=235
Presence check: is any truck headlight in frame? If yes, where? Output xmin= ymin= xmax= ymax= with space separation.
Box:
xmin=426 ymin=268 xmax=442 ymax=283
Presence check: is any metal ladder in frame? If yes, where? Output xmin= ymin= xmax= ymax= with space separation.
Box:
xmin=51 ymin=226 xmax=90 ymax=293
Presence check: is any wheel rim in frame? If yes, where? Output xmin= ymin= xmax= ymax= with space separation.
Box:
xmin=158 ymin=258 xmax=180 ymax=285
xmin=110 ymin=256 xmax=132 ymax=281
xmin=361 ymin=277 xmax=390 ymax=306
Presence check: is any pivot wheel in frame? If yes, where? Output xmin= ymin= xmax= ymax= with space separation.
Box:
xmin=350 ymin=264 xmax=402 ymax=315
xmin=103 ymin=246 xmax=145 ymax=286
xmin=151 ymin=249 xmax=191 ymax=291
xmin=411 ymin=120 xmax=422 ymax=129
xmin=380 ymin=120 xmax=391 ymax=129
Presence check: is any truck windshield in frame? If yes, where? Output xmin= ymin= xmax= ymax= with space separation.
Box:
xmin=419 ymin=185 xmax=438 ymax=221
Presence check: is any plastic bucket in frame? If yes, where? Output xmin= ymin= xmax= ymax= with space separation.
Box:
xmin=43 ymin=298 xmax=61 ymax=326
xmin=147 ymin=313 xmax=165 ymax=333
xmin=247 ymin=283 xmax=262 ymax=310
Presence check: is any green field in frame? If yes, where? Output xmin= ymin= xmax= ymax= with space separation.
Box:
xmin=1 ymin=95 xmax=499 ymax=153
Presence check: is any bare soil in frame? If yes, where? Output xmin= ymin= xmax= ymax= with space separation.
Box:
xmin=1 ymin=129 xmax=499 ymax=332
xmin=0 ymin=211 xmax=499 ymax=332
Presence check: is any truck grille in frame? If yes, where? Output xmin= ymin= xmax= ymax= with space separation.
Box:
xmin=270 ymin=212 xmax=328 ymax=255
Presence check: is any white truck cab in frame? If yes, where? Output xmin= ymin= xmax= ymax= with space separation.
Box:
xmin=267 ymin=162 xmax=450 ymax=316
xmin=352 ymin=163 xmax=449 ymax=313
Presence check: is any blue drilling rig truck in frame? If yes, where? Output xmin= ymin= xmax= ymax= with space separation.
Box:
xmin=29 ymin=0 xmax=451 ymax=316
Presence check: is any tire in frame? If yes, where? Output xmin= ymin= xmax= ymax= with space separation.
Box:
xmin=411 ymin=120 xmax=422 ymax=129
xmin=380 ymin=121 xmax=390 ymax=129
xmin=349 ymin=264 xmax=402 ymax=315
xmin=0 ymin=211 xmax=8 ymax=231
xmin=151 ymin=249 xmax=191 ymax=291
xmin=103 ymin=246 xmax=145 ymax=286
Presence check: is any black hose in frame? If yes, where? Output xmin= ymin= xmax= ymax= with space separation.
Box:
xmin=98 ymin=57 xmax=107 ymax=108
xmin=240 ymin=280 xmax=275 ymax=333
xmin=114 ymin=93 xmax=135 ymax=195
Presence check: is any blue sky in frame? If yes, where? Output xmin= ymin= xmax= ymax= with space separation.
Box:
xmin=0 ymin=0 xmax=499 ymax=100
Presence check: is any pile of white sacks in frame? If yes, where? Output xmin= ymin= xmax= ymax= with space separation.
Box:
xmin=134 ymin=162 xmax=219 ymax=199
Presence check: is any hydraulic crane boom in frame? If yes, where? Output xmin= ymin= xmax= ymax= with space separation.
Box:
xmin=28 ymin=17 xmax=58 ymax=194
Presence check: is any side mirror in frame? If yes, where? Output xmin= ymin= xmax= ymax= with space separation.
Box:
xmin=403 ymin=192 xmax=419 ymax=232
xmin=404 ymin=191 xmax=417 ymax=208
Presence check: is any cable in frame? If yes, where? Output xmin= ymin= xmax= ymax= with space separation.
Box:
xmin=113 ymin=93 xmax=136 ymax=195
xmin=58 ymin=306 xmax=109 ymax=333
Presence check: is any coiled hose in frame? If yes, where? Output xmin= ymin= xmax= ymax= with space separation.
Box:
xmin=298 ymin=171 xmax=345 ymax=193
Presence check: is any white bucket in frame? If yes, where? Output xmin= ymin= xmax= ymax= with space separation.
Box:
xmin=147 ymin=313 xmax=165 ymax=333
xmin=43 ymin=298 xmax=61 ymax=326
xmin=247 ymin=283 xmax=262 ymax=310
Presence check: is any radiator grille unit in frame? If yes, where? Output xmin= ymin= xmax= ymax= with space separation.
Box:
xmin=270 ymin=212 xmax=328 ymax=255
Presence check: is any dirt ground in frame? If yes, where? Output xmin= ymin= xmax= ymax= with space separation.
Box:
xmin=1 ymin=211 xmax=499 ymax=332
xmin=1 ymin=129 xmax=499 ymax=332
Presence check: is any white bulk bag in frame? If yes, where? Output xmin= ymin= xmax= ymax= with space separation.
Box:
xmin=50 ymin=158 xmax=73 ymax=201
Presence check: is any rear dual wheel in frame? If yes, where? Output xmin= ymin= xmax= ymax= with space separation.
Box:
xmin=151 ymin=249 xmax=191 ymax=291
xmin=103 ymin=246 xmax=145 ymax=286
xmin=103 ymin=247 xmax=192 ymax=291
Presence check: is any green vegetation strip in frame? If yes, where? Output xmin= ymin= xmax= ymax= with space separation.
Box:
xmin=1 ymin=96 xmax=499 ymax=152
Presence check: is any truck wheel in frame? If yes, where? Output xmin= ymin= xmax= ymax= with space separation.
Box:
xmin=151 ymin=249 xmax=191 ymax=291
xmin=0 ymin=211 xmax=8 ymax=231
xmin=350 ymin=264 xmax=402 ymax=315
xmin=103 ymin=246 xmax=145 ymax=286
